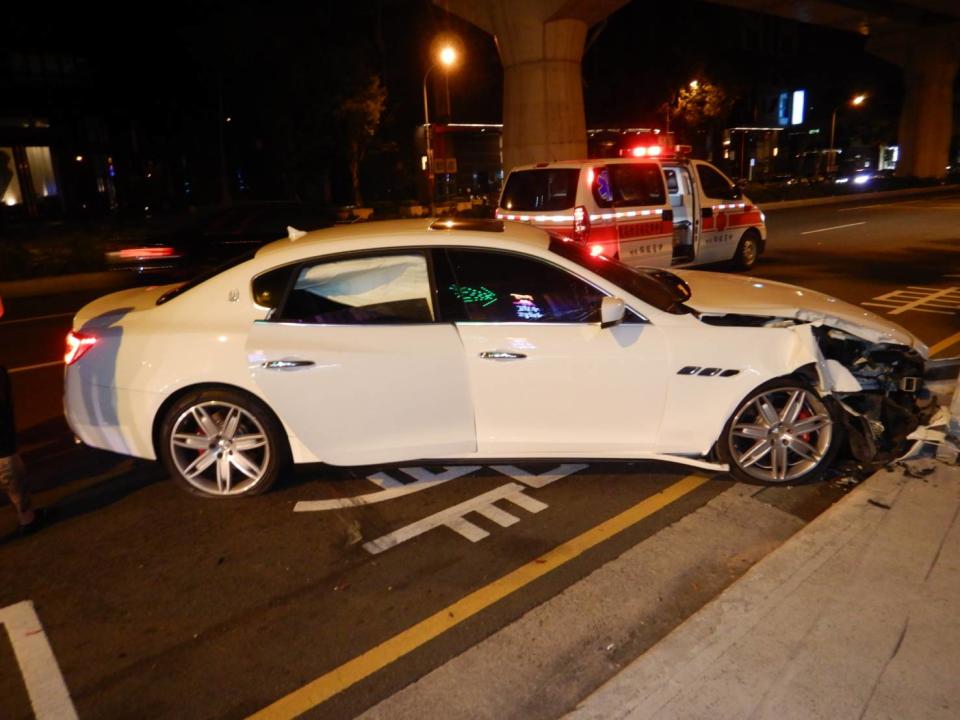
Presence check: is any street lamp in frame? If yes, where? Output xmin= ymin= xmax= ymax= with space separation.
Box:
xmin=828 ymin=94 xmax=868 ymax=175
xmin=423 ymin=41 xmax=459 ymax=216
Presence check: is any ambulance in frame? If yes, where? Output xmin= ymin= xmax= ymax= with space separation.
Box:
xmin=495 ymin=145 xmax=767 ymax=271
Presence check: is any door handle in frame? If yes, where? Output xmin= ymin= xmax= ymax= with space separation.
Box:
xmin=479 ymin=351 xmax=527 ymax=361
xmin=262 ymin=359 xmax=315 ymax=370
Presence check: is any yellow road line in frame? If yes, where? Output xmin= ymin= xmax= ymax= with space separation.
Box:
xmin=248 ymin=473 xmax=711 ymax=719
xmin=930 ymin=330 xmax=960 ymax=357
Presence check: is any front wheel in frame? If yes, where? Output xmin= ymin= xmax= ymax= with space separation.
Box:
xmin=717 ymin=379 xmax=842 ymax=485
xmin=731 ymin=229 xmax=761 ymax=271
xmin=158 ymin=388 xmax=289 ymax=498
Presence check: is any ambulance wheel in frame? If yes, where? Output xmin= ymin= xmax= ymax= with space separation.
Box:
xmin=732 ymin=230 xmax=761 ymax=271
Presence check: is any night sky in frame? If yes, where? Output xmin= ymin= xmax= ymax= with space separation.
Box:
xmin=4 ymin=0 xmax=905 ymax=205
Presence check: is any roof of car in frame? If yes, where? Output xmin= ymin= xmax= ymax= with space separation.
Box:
xmin=255 ymin=217 xmax=552 ymax=263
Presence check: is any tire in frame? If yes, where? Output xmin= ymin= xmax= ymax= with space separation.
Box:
xmin=731 ymin=229 xmax=761 ymax=271
xmin=717 ymin=378 xmax=843 ymax=485
xmin=158 ymin=387 xmax=290 ymax=498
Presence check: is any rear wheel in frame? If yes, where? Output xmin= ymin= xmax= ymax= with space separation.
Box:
xmin=731 ymin=229 xmax=761 ymax=271
xmin=718 ymin=379 xmax=842 ymax=485
xmin=158 ymin=388 xmax=289 ymax=498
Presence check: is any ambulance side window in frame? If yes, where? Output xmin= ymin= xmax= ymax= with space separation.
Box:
xmin=608 ymin=163 xmax=666 ymax=206
xmin=696 ymin=164 xmax=737 ymax=200
xmin=592 ymin=168 xmax=614 ymax=208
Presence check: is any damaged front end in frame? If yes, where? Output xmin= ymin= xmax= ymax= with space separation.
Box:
xmin=811 ymin=326 xmax=934 ymax=464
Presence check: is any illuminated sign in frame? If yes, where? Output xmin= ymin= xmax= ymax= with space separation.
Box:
xmin=791 ymin=90 xmax=805 ymax=125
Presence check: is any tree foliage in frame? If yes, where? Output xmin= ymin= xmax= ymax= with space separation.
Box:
xmin=336 ymin=75 xmax=387 ymax=207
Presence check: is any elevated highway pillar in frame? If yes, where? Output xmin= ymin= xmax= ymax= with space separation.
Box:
xmin=871 ymin=26 xmax=960 ymax=179
xmin=444 ymin=0 xmax=628 ymax=170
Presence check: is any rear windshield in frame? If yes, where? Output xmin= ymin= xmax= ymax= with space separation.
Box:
xmin=500 ymin=169 xmax=581 ymax=212
xmin=156 ymin=251 xmax=255 ymax=305
xmin=549 ymin=237 xmax=691 ymax=314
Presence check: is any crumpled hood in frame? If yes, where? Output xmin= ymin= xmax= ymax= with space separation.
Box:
xmin=73 ymin=284 xmax=179 ymax=329
xmin=674 ymin=270 xmax=926 ymax=354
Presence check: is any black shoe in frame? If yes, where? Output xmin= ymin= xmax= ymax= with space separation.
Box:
xmin=16 ymin=507 xmax=51 ymax=537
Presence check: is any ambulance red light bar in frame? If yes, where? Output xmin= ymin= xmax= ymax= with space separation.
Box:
xmin=629 ymin=145 xmax=663 ymax=158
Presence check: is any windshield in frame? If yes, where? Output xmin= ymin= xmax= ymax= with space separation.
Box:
xmin=500 ymin=169 xmax=581 ymax=212
xmin=548 ymin=238 xmax=691 ymax=314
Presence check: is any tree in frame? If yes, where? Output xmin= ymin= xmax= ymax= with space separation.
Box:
xmin=336 ymin=75 xmax=387 ymax=207
xmin=661 ymin=79 xmax=732 ymax=133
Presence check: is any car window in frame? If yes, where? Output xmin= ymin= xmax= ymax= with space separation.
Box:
xmin=500 ymin=169 xmax=581 ymax=212
xmin=592 ymin=167 xmax=615 ymax=208
xmin=252 ymin=264 xmax=296 ymax=310
xmin=696 ymin=164 xmax=736 ymax=200
xmin=608 ymin=163 xmax=666 ymax=206
xmin=439 ymin=249 xmax=605 ymax=323
xmin=279 ymin=253 xmax=434 ymax=324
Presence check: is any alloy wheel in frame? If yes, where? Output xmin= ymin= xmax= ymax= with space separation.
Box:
xmin=728 ymin=387 xmax=832 ymax=483
xmin=169 ymin=401 xmax=271 ymax=496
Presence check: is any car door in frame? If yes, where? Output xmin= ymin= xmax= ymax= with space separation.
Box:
xmin=246 ymin=250 xmax=477 ymax=466
xmin=437 ymin=247 xmax=671 ymax=455
xmin=605 ymin=163 xmax=673 ymax=268
xmin=693 ymin=161 xmax=742 ymax=264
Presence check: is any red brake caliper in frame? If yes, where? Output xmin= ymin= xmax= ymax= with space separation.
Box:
xmin=796 ymin=408 xmax=812 ymax=442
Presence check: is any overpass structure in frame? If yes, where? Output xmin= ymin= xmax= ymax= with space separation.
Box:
xmin=443 ymin=0 xmax=958 ymax=178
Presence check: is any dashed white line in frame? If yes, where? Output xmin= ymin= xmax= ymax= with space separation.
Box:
xmin=800 ymin=222 xmax=866 ymax=235
xmin=0 ymin=601 xmax=78 ymax=720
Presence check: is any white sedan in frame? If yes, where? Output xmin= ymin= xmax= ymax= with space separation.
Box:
xmin=64 ymin=219 xmax=930 ymax=497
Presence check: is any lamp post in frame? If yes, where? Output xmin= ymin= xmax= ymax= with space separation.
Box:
xmin=423 ymin=44 xmax=458 ymax=216
xmin=828 ymin=94 xmax=867 ymax=175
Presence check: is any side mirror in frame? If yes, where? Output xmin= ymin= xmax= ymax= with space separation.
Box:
xmin=600 ymin=296 xmax=626 ymax=329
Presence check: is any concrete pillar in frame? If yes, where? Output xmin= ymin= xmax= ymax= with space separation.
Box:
xmin=444 ymin=0 xmax=629 ymax=171
xmin=871 ymin=26 xmax=960 ymax=179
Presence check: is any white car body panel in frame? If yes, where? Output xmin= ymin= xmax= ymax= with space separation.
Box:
xmin=63 ymin=219 xmax=925 ymax=473
xmin=246 ymin=322 xmax=477 ymax=465
xmin=454 ymin=322 xmax=669 ymax=454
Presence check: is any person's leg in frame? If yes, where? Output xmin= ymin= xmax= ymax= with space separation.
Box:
xmin=0 ymin=367 xmax=33 ymax=526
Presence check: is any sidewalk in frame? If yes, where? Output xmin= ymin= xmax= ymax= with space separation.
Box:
xmin=567 ymin=461 xmax=960 ymax=720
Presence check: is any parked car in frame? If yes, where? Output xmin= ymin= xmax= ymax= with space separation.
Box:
xmin=66 ymin=218 xmax=930 ymax=498
xmin=105 ymin=201 xmax=335 ymax=277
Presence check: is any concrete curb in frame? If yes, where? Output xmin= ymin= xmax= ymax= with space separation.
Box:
xmin=760 ymin=183 xmax=959 ymax=211
xmin=566 ymin=462 xmax=959 ymax=719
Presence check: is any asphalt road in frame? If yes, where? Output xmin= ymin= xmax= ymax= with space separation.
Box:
xmin=0 ymin=191 xmax=957 ymax=719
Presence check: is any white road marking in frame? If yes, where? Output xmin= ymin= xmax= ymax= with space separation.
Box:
xmin=800 ymin=222 xmax=866 ymax=235
xmin=9 ymin=360 xmax=64 ymax=375
xmin=293 ymin=466 xmax=481 ymax=512
xmin=0 ymin=312 xmax=74 ymax=327
xmin=862 ymin=286 xmax=960 ymax=316
xmin=491 ymin=463 xmax=589 ymax=488
xmin=362 ymin=483 xmax=548 ymax=554
xmin=0 ymin=601 xmax=78 ymax=720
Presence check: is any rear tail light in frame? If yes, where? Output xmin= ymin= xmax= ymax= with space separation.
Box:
xmin=65 ymin=331 xmax=97 ymax=365
xmin=573 ymin=205 xmax=590 ymax=243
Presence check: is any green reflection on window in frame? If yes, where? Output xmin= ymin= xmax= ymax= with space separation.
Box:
xmin=449 ymin=284 xmax=498 ymax=307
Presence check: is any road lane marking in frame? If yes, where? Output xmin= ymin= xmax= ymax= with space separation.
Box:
xmin=294 ymin=464 xmax=586 ymax=512
xmin=362 ymin=482 xmax=547 ymax=554
xmin=9 ymin=360 xmax=64 ymax=375
xmin=930 ymin=330 xmax=960 ymax=357
xmin=800 ymin=222 xmax=866 ymax=235
xmin=862 ymin=286 xmax=960 ymax=316
xmin=0 ymin=601 xmax=78 ymax=720
xmin=294 ymin=466 xmax=482 ymax=511
xmin=248 ymin=473 xmax=710 ymax=720
xmin=0 ymin=312 xmax=74 ymax=327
